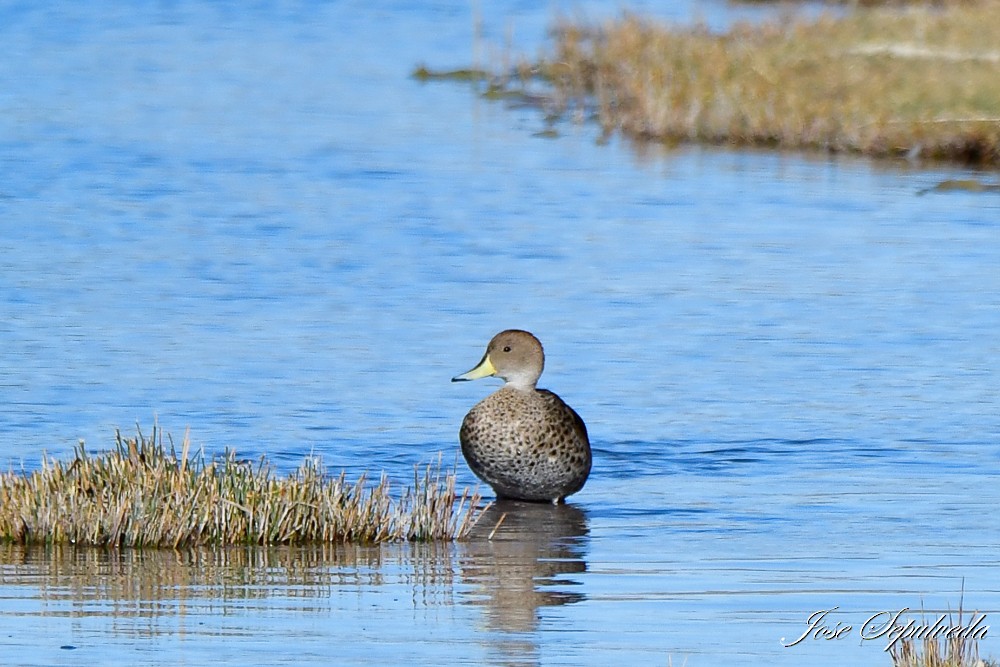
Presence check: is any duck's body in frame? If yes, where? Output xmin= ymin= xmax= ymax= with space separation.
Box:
xmin=453 ymin=330 xmax=591 ymax=503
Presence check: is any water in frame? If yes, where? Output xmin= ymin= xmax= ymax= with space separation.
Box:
xmin=2 ymin=1 xmax=1000 ymax=665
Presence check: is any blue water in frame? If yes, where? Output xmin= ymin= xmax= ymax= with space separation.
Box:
xmin=2 ymin=1 xmax=1000 ymax=666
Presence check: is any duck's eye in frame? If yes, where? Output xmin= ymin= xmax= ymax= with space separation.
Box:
xmin=503 ymin=346 xmax=511 ymax=352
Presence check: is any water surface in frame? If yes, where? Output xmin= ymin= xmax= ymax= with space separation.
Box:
xmin=2 ymin=1 xmax=1000 ymax=665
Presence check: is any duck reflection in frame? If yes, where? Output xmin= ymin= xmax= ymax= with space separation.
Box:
xmin=458 ymin=500 xmax=590 ymax=662
xmin=0 ymin=505 xmax=587 ymax=664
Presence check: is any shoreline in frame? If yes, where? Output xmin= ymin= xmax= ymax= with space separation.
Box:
xmin=422 ymin=1 xmax=1000 ymax=167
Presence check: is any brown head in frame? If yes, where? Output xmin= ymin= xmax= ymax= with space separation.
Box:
xmin=452 ymin=329 xmax=545 ymax=390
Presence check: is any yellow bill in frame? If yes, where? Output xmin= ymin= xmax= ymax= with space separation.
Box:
xmin=451 ymin=353 xmax=497 ymax=382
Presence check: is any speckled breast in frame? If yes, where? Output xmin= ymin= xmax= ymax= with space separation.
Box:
xmin=458 ymin=387 xmax=591 ymax=502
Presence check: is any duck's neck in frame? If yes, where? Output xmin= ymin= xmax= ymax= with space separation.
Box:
xmin=503 ymin=376 xmax=538 ymax=392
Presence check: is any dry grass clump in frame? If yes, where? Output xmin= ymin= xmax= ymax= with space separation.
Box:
xmin=890 ymin=632 xmax=997 ymax=667
xmin=888 ymin=603 xmax=996 ymax=667
xmin=892 ymin=635 xmax=996 ymax=667
xmin=529 ymin=2 xmax=1000 ymax=164
xmin=0 ymin=427 xmax=486 ymax=547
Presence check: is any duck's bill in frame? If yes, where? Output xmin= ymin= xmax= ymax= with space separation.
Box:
xmin=451 ymin=353 xmax=496 ymax=382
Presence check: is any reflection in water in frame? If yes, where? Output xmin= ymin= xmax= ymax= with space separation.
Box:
xmin=3 ymin=543 xmax=353 ymax=607
xmin=0 ymin=542 xmax=458 ymax=631
xmin=0 ymin=517 xmax=589 ymax=666
xmin=459 ymin=501 xmax=590 ymax=665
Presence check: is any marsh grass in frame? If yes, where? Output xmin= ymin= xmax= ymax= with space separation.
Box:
xmin=890 ymin=629 xmax=996 ymax=667
xmin=0 ymin=426 xmax=487 ymax=547
xmin=489 ymin=2 xmax=1000 ymax=164
xmin=889 ymin=602 xmax=997 ymax=667
xmin=892 ymin=636 xmax=995 ymax=667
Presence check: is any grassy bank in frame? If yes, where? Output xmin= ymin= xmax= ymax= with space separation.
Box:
xmin=497 ymin=2 xmax=1000 ymax=164
xmin=0 ymin=427 xmax=486 ymax=547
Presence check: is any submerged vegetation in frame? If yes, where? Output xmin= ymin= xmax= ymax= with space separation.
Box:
xmin=426 ymin=0 xmax=1000 ymax=165
xmin=0 ymin=427 xmax=486 ymax=547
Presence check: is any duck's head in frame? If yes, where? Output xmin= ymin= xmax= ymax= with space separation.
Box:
xmin=452 ymin=329 xmax=545 ymax=390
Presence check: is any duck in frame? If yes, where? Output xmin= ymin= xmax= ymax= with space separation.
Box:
xmin=452 ymin=329 xmax=591 ymax=503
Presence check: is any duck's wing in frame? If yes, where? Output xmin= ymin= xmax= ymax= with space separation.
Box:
xmin=537 ymin=389 xmax=589 ymax=443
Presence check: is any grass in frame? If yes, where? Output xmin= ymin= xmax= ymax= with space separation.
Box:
xmin=0 ymin=426 xmax=487 ymax=548
xmin=892 ymin=635 xmax=996 ymax=667
xmin=456 ymin=1 xmax=1000 ymax=165
xmin=888 ymin=597 xmax=996 ymax=667
xmin=890 ymin=625 xmax=997 ymax=667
